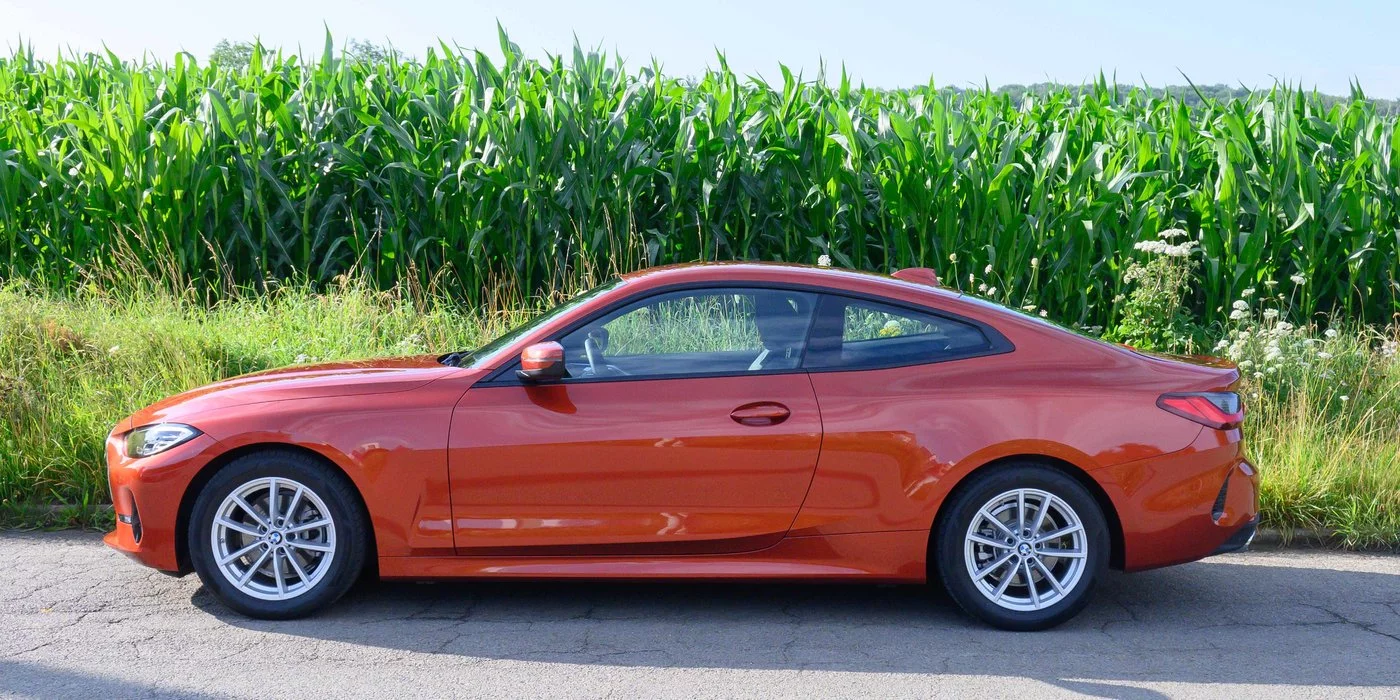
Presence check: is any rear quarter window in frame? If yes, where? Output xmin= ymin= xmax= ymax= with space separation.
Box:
xmin=805 ymin=296 xmax=998 ymax=370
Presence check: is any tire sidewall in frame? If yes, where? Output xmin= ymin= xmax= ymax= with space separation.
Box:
xmin=189 ymin=451 xmax=367 ymax=620
xmin=936 ymin=464 xmax=1109 ymax=631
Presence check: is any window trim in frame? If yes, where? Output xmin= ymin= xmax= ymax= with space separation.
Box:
xmin=476 ymin=281 xmax=1014 ymax=386
xmin=801 ymin=293 xmax=1013 ymax=373
xmin=478 ymin=283 xmax=822 ymax=386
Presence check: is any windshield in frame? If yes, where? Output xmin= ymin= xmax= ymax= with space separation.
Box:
xmin=440 ymin=278 xmax=625 ymax=368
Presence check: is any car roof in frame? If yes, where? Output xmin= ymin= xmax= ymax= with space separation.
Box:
xmin=617 ymin=261 xmax=966 ymax=302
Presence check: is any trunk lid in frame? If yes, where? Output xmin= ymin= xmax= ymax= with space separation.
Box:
xmin=1122 ymin=346 xmax=1241 ymax=392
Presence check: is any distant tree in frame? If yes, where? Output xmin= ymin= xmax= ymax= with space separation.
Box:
xmin=346 ymin=39 xmax=402 ymax=64
xmin=208 ymin=39 xmax=255 ymax=68
xmin=209 ymin=38 xmax=402 ymax=68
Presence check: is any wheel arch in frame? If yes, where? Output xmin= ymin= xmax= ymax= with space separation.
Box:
xmin=927 ymin=453 xmax=1125 ymax=579
xmin=174 ymin=442 xmax=376 ymax=575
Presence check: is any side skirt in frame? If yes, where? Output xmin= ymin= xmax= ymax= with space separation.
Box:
xmin=377 ymin=530 xmax=929 ymax=581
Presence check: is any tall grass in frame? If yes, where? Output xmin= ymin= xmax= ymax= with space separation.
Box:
xmin=0 ymin=278 xmax=524 ymax=523
xmin=3 ymin=279 xmax=1397 ymax=544
xmin=2 ymin=31 xmax=1397 ymax=327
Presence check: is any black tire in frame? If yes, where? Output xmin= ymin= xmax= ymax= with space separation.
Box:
xmin=188 ymin=449 xmax=368 ymax=620
xmin=934 ymin=462 xmax=1109 ymax=631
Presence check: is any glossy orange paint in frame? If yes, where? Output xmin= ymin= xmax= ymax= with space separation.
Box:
xmin=447 ymin=374 xmax=821 ymax=555
xmin=106 ymin=262 xmax=1256 ymax=583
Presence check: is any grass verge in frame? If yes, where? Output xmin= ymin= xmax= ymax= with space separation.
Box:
xmin=2 ymin=280 xmax=1396 ymax=547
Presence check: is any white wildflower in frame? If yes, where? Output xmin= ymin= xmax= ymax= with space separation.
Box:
xmin=1133 ymin=239 xmax=1194 ymax=257
xmin=1039 ymin=310 xmax=1048 ymax=318
xmin=1158 ymin=227 xmax=1189 ymax=240
xmin=1232 ymin=300 xmax=1249 ymax=311
xmin=1290 ymin=274 xmax=1306 ymax=285
xmin=984 ymin=264 xmax=993 ymax=275
xmin=1030 ymin=257 xmax=1040 ymax=269
xmin=986 ymin=287 xmax=997 ymax=296
xmin=1382 ymin=340 xmax=1398 ymax=358
xmin=1340 ymin=395 xmax=1350 ymax=402
xmin=1264 ymin=280 xmax=1279 ymax=288
xmin=1318 ymin=351 xmax=1333 ymax=359
xmin=1262 ymin=309 xmax=1279 ymax=320
xmin=817 ymin=254 xmax=832 ymax=267
xmin=294 ymin=353 xmax=311 ymax=364
xmin=1241 ymin=288 xmax=1256 ymax=298
xmin=1229 ymin=309 xmax=1247 ymax=320
xmin=977 ymin=283 xmax=988 ymax=293
xmin=1324 ymin=328 xmax=1338 ymax=339
xmin=107 ymin=345 xmax=120 ymax=354
xmin=948 ymin=253 xmax=958 ymax=263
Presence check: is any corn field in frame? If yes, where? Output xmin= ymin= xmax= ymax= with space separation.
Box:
xmin=1 ymin=32 xmax=1398 ymax=327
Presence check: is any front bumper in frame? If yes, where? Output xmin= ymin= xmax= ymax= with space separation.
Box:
xmin=104 ymin=428 xmax=222 ymax=574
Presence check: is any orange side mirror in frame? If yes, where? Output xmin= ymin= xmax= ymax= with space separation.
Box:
xmin=517 ymin=341 xmax=568 ymax=382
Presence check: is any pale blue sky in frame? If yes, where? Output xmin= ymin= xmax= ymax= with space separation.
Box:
xmin=5 ymin=0 xmax=1399 ymax=96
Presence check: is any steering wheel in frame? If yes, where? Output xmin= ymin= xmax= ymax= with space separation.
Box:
xmin=583 ymin=335 xmax=629 ymax=377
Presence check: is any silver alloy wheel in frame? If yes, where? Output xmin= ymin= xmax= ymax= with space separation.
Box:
xmin=210 ymin=476 xmax=337 ymax=601
xmin=963 ymin=487 xmax=1087 ymax=612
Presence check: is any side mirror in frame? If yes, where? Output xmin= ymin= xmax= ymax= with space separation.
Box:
xmin=516 ymin=341 xmax=568 ymax=382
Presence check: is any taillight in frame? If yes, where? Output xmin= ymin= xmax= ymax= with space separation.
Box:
xmin=1157 ymin=392 xmax=1243 ymax=430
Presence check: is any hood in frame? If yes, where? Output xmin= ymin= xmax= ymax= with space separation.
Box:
xmin=124 ymin=355 xmax=462 ymax=429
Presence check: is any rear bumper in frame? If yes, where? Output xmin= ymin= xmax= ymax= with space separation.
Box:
xmin=1212 ymin=515 xmax=1259 ymax=555
xmin=1096 ymin=427 xmax=1259 ymax=571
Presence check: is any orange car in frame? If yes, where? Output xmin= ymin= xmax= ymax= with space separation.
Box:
xmin=105 ymin=263 xmax=1257 ymax=630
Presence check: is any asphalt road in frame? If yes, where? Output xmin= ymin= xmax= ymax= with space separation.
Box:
xmin=1 ymin=532 xmax=1398 ymax=699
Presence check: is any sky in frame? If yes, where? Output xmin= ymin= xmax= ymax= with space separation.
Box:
xmin=5 ymin=0 xmax=1400 ymax=97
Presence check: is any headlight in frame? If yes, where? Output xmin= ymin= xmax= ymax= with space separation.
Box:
xmin=125 ymin=423 xmax=201 ymax=458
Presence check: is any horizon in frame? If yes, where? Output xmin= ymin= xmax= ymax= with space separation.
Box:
xmin=4 ymin=0 xmax=1399 ymax=98
xmin=3 ymin=31 xmax=1390 ymax=103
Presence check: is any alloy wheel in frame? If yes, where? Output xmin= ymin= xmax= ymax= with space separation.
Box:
xmin=209 ymin=476 xmax=337 ymax=601
xmin=962 ymin=487 xmax=1088 ymax=612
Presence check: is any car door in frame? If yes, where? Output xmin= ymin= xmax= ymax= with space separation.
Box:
xmin=447 ymin=286 xmax=823 ymax=555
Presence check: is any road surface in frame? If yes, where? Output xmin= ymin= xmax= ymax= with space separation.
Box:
xmin=1 ymin=531 xmax=1398 ymax=698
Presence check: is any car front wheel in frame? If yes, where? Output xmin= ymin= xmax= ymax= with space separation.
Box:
xmin=935 ymin=463 xmax=1109 ymax=631
xmin=189 ymin=449 xmax=367 ymax=619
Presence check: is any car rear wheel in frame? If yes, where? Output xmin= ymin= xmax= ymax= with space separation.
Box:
xmin=189 ymin=449 xmax=367 ymax=619
xmin=935 ymin=463 xmax=1109 ymax=631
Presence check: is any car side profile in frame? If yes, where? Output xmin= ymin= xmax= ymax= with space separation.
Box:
xmin=105 ymin=262 xmax=1258 ymax=630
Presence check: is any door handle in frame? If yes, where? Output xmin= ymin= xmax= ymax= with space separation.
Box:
xmin=730 ymin=402 xmax=791 ymax=426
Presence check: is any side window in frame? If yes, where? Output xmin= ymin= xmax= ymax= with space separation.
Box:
xmin=557 ymin=288 xmax=817 ymax=379
xmin=805 ymin=297 xmax=994 ymax=369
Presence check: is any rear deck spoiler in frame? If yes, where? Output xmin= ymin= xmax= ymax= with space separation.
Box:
xmin=891 ymin=267 xmax=940 ymax=286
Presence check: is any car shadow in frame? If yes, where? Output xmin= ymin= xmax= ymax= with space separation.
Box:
xmin=194 ymin=552 xmax=1400 ymax=691
xmin=0 ymin=659 xmax=227 ymax=699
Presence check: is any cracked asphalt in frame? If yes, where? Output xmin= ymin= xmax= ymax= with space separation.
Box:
xmin=1 ymin=532 xmax=1398 ymax=699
